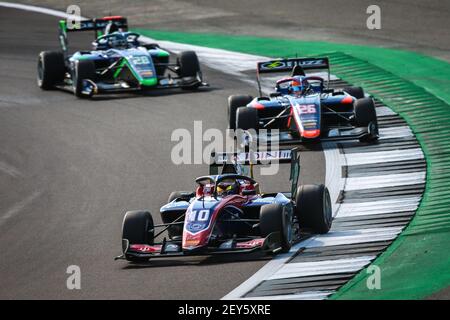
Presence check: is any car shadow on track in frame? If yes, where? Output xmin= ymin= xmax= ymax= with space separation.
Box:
xmin=55 ymin=86 xmax=218 ymax=102
xmin=121 ymin=251 xmax=273 ymax=269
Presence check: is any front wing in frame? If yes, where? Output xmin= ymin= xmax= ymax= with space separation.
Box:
xmin=79 ymin=76 xmax=208 ymax=97
xmin=254 ymin=123 xmax=377 ymax=145
xmin=115 ymin=232 xmax=282 ymax=261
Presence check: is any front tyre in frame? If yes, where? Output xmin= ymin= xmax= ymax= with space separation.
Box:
xmin=354 ymin=97 xmax=379 ymax=142
xmin=228 ymin=95 xmax=253 ymax=129
xmin=122 ymin=210 xmax=154 ymax=262
xmin=178 ymin=51 xmax=201 ymax=90
xmin=260 ymin=203 xmax=293 ymax=253
xmin=295 ymin=184 xmax=332 ymax=234
xmin=37 ymin=51 xmax=65 ymax=90
xmin=236 ymin=107 xmax=259 ymax=130
xmin=73 ymin=60 xmax=96 ymax=98
xmin=178 ymin=51 xmax=200 ymax=77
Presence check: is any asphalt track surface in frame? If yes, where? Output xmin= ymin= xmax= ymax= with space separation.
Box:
xmin=0 ymin=8 xmax=325 ymax=299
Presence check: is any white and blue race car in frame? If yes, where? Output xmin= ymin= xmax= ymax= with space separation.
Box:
xmin=37 ymin=16 xmax=206 ymax=98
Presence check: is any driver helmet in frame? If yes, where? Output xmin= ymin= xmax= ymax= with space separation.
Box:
xmin=290 ymin=76 xmax=305 ymax=95
xmin=108 ymin=32 xmax=128 ymax=49
xmin=216 ymin=179 xmax=239 ymax=196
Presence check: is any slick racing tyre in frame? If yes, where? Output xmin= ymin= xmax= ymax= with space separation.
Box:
xmin=295 ymin=184 xmax=332 ymax=234
xmin=73 ymin=60 xmax=96 ymax=98
xmin=344 ymin=86 xmax=365 ymax=99
xmin=178 ymin=51 xmax=200 ymax=77
xmin=259 ymin=203 xmax=293 ymax=253
xmin=354 ymin=97 xmax=379 ymax=142
xmin=122 ymin=210 xmax=154 ymax=262
xmin=178 ymin=51 xmax=201 ymax=90
xmin=236 ymin=107 xmax=259 ymax=130
xmin=37 ymin=51 xmax=65 ymax=90
xmin=228 ymin=95 xmax=253 ymax=129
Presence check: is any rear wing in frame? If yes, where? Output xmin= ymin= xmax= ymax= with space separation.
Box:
xmin=256 ymin=57 xmax=330 ymax=95
xmin=58 ymin=16 xmax=128 ymax=55
xmin=210 ymin=148 xmax=301 ymax=198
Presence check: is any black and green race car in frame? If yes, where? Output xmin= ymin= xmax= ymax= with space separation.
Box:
xmin=37 ymin=16 xmax=207 ymax=98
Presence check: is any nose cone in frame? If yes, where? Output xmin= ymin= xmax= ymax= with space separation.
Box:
xmin=182 ymin=199 xmax=218 ymax=251
xmin=302 ymin=129 xmax=321 ymax=139
xmin=182 ymin=231 xmax=210 ymax=252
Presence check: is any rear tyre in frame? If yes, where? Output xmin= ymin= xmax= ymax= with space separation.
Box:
xmin=344 ymin=86 xmax=365 ymax=99
xmin=228 ymin=95 xmax=253 ymax=129
xmin=295 ymin=184 xmax=332 ymax=234
xmin=122 ymin=210 xmax=154 ymax=262
xmin=73 ymin=60 xmax=96 ymax=98
xmin=260 ymin=203 xmax=292 ymax=253
xmin=37 ymin=51 xmax=65 ymax=90
xmin=236 ymin=107 xmax=259 ymax=130
xmin=354 ymin=97 xmax=379 ymax=142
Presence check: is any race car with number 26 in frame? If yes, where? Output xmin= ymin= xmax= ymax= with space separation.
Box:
xmin=228 ymin=57 xmax=378 ymax=143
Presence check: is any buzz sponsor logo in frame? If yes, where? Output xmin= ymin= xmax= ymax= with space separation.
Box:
xmin=260 ymin=59 xmax=327 ymax=71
